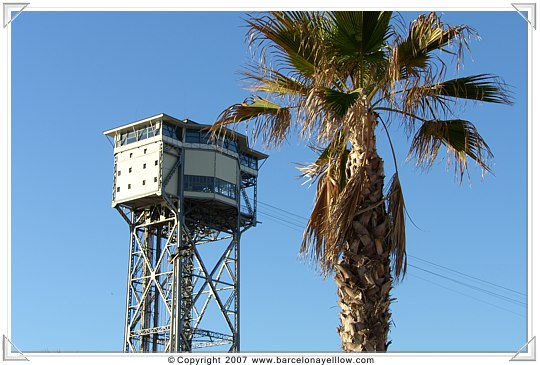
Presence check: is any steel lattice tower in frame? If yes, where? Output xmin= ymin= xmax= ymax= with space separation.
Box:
xmin=104 ymin=114 xmax=266 ymax=352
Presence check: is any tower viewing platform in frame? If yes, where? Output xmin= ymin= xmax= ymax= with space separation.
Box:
xmin=104 ymin=113 xmax=266 ymax=352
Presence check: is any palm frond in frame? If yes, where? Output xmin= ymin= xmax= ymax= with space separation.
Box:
xmin=324 ymin=152 xmax=369 ymax=269
xmin=301 ymin=169 xmax=340 ymax=274
xmin=408 ymin=119 xmax=493 ymax=181
xmin=323 ymin=12 xmax=392 ymax=90
xmin=242 ymin=63 xmax=311 ymax=96
xmin=298 ymin=135 xmax=349 ymax=186
xmin=246 ymin=11 xmax=321 ymax=78
xmin=398 ymin=74 xmax=511 ymax=124
xmin=416 ymin=74 xmax=512 ymax=104
xmin=379 ymin=74 xmax=510 ymax=139
xmin=211 ymin=11 xmax=509 ymax=287
xmin=386 ymin=173 xmax=406 ymax=279
xmin=212 ymin=96 xmax=292 ymax=147
xmin=391 ymin=12 xmax=475 ymax=80
xmin=323 ymin=88 xmax=361 ymax=117
xmin=327 ymin=11 xmax=392 ymax=61
xmin=300 ymin=135 xmax=350 ymax=271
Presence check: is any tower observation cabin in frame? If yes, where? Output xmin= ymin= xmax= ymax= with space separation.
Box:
xmin=104 ymin=113 xmax=267 ymax=353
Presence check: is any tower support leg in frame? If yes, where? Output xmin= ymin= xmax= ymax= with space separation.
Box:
xmin=120 ymin=202 xmax=242 ymax=352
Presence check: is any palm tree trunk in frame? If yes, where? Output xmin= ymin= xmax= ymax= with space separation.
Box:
xmin=335 ymin=121 xmax=392 ymax=352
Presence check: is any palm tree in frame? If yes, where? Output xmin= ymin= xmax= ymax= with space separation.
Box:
xmin=210 ymin=11 xmax=511 ymax=352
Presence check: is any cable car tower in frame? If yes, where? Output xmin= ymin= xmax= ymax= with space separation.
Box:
xmin=104 ymin=114 xmax=266 ymax=352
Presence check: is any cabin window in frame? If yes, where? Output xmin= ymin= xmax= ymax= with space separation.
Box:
xmin=184 ymin=175 xmax=237 ymax=199
xmin=185 ymin=130 xmax=200 ymax=143
xmin=240 ymin=153 xmax=258 ymax=169
xmin=117 ymin=124 xmax=161 ymax=147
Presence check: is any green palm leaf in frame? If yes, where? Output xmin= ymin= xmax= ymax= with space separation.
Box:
xmin=408 ymin=119 xmax=493 ymax=180
xmin=419 ymin=74 xmax=512 ymax=104
xmin=325 ymin=11 xmax=392 ymax=88
xmin=395 ymin=12 xmax=472 ymax=76
xmin=323 ymin=88 xmax=360 ymax=117
xmin=328 ymin=11 xmax=392 ymax=60
xmin=246 ymin=12 xmax=319 ymax=77
xmin=397 ymin=74 xmax=511 ymax=124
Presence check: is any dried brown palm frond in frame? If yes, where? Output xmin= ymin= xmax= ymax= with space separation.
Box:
xmin=297 ymin=132 xmax=349 ymax=185
xmin=301 ymin=169 xmax=340 ymax=274
xmin=297 ymin=87 xmax=332 ymax=144
xmin=324 ymin=153 xmax=370 ymax=271
xmin=241 ymin=62 xmax=312 ymax=98
xmin=386 ymin=173 xmax=406 ymax=279
xmin=210 ymin=96 xmax=292 ymax=148
xmin=300 ymin=134 xmax=350 ymax=272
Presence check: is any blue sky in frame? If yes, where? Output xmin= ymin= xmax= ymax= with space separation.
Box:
xmin=9 ymin=10 xmax=528 ymax=353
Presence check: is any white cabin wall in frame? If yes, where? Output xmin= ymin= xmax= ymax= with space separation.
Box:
xmin=114 ymin=140 xmax=161 ymax=203
xmin=163 ymin=152 xmax=180 ymax=196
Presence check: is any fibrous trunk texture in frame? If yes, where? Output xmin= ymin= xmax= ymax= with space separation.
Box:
xmin=336 ymin=119 xmax=392 ymax=352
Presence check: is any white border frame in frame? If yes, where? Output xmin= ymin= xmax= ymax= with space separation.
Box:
xmin=0 ymin=1 xmax=535 ymax=364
